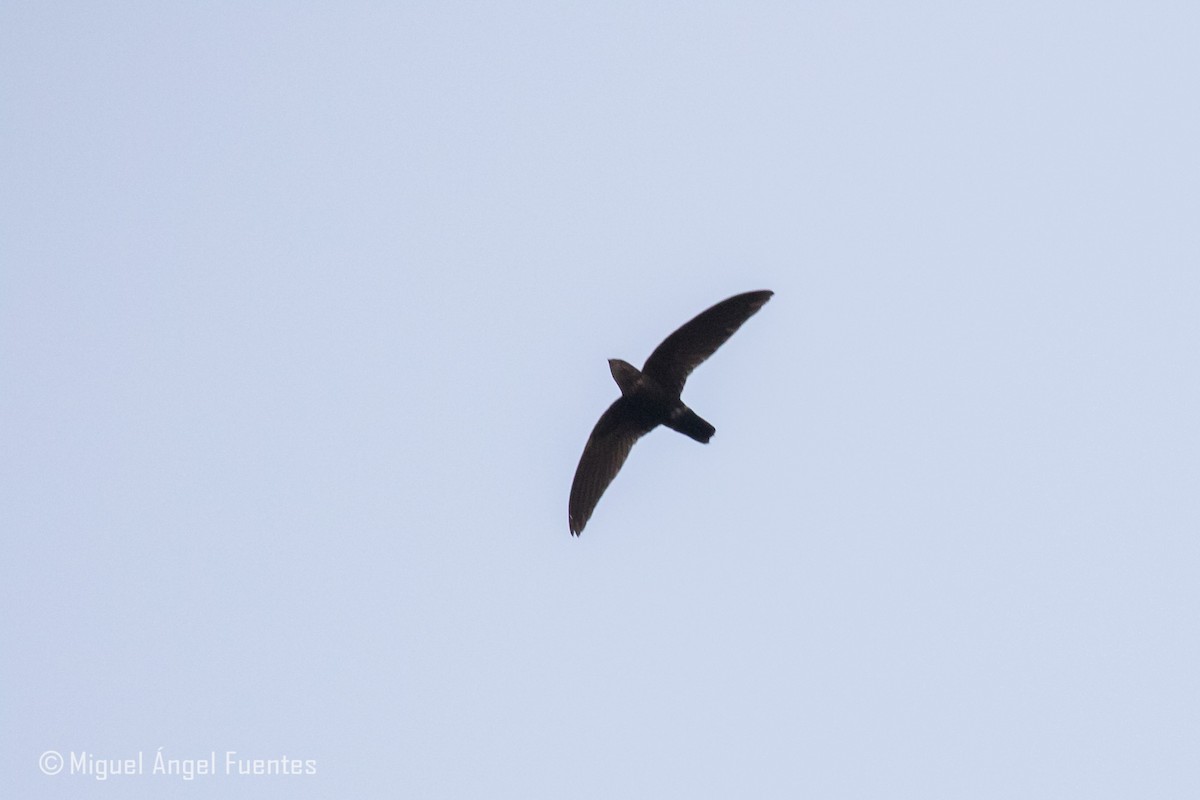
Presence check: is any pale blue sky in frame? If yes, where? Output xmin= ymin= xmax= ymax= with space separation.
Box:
xmin=3 ymin=3 xmax=1198 ymax=797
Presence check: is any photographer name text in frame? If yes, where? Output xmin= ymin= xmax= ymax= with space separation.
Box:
xmin=39 ymin=748 xmax=318 ymax=781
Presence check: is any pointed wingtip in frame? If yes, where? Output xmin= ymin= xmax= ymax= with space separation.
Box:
xmin=748 ymin=289 xmax=774 ymax=314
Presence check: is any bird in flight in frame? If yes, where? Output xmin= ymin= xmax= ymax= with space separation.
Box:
xmin=568 ymin=289 xmax=774 ymax=536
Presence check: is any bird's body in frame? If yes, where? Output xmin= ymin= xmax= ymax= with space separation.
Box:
xmin=568 ymin=290 xmax=773 ymax=536
xmin=608 ymin=358 xmax=715 ymax=443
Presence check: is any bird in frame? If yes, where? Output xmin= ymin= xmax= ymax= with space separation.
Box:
xmin=568 ymin=289 xmax=774 ymax=536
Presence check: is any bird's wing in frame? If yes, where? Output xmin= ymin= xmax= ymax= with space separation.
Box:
xmin=568 ymin=397 xmax=657 ymax=536
xmin=641 ymin=290 xmax=773 ymax=395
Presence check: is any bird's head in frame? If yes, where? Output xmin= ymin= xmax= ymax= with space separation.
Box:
xmin=608 ymin=359 xmax=643 ymax=396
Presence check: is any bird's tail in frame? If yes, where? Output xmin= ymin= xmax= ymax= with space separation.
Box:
xmin=668 ymin=409 xmax=715 ymax=444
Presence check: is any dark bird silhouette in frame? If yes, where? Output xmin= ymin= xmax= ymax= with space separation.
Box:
xmin=568 ymin=290 xmax=773 ymax=536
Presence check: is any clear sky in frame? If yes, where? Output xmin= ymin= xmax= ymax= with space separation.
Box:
xmin=3 ymin=3 xmax=1198 ymax=797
